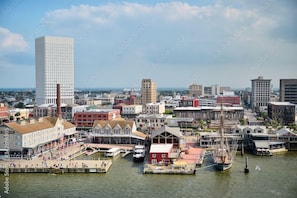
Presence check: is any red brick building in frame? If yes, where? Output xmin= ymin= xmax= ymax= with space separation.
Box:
xmin=74 ymin=109 xmax=121 ymax=128
xmin=0 ymin=103 xmax=9 ymax=122
xmin=217 ymin=96 xmax=241 ymax=106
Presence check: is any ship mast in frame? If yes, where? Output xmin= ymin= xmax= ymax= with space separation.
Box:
xmin=219 ymin=102 xmax=227 ymax=163
xmin=220 ymin=102 xmax=224 ymax=148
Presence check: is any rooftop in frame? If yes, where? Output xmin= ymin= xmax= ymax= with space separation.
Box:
xmin=269 ymin=102 xmax=295 ymax=106
xmin=150 ymin=144 xmax=173 ymax=153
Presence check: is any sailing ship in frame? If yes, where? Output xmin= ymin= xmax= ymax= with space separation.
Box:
xmin=212 ymin=104 xmax=237 ymax=171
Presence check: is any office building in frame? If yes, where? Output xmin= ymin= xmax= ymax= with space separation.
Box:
xmin=268 ymin=102 xmax=295 ymax=125
xmin=251 ymin=76 xmax=272 ymax=112
xmin=189 ymin=84 xmax=204 ymax=97
xmin=280 ymin=79 xmax=297 ymax=105
xmin=141 ymin=79 xmax=157 ymax=107
xmin=35 ymin=36 xmax=74 ymax=105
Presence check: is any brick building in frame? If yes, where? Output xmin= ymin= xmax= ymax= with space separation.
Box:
xmin=217 ymin=96 xmax=241 ymax=106
xmin=268 ymin=102 xmax=295 ymax=125
xmin=74 ymin=109 xmax=121 ymax=129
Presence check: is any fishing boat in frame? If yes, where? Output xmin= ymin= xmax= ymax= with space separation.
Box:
xmin=212 ymin=104 xmax=237 ymax=171
xmin=133 ymin=144 xmax=145 ymax=162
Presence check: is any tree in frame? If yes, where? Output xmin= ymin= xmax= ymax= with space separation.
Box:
xmin=164 ymin=109 xmax=173 ymax=114
xmin=240 ymin=118 xmax=247 ymax=125
xmin=288 ymin=123 xmax=297 ymax=131
xmin=15 ymin=102 xmax=25 ymax=108
xmin=272 ymin=120 xmax=279 ymax=129
xmin=9 ymin=116 xmax=14 ymax=121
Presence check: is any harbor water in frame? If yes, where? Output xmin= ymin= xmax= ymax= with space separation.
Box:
xmin=1 ymin=152 xmax=297 ymax=198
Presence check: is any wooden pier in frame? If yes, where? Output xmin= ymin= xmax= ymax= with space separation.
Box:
xmin=143 ymin=163 xmax=196 ymax=175
xmin=0 ymin=143 xmax=116 ymax=174
xmin=1 ymin=159 xmax=112 ymax=174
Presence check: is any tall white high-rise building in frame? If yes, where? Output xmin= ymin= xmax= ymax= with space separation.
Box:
xmin=35 ymin=36 xmax=74 ymax=105
xmin=251 ymin=76 xmax=272 ymax=112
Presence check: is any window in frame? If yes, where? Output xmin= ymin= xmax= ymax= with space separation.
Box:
xmin=114 ymin=129 xmax=120 ymax=135
xmin=152 ymin=154 xmax=156 ymax=158
xmin=124 ymin=128 xmax=130 ymax=135
xmin=104 ymin=129 xmax=110 ymax=134
xmin=161 ymin=154 xmax=166 ymax=158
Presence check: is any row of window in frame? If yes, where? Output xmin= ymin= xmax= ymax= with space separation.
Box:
xmin=93 ymin=129 xmax=131 ymax=135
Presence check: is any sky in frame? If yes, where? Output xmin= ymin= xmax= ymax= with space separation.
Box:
xmin=0 ymin=0 xmax=296 ymax=89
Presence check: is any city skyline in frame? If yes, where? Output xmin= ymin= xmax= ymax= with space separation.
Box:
xmin=0 ymin=0 xmax=296 ymax=89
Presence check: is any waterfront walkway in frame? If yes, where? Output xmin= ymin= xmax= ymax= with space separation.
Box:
xmin=0 ymin=143 xmax=112 ymax=173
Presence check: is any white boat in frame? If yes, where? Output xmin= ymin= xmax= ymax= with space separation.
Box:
xmin=133 ymin=145 xmax=145 ymax=161
xmin=104 ymin=148 xmax=121 ymax=157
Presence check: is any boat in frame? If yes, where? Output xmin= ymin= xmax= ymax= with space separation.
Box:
xmin=104 ymin=148 xmax=121 ymax=157
xmin=133 ymin=145 xmax=145 ymax=161
xmin=212 ymin=104 xmax=237 ymax=171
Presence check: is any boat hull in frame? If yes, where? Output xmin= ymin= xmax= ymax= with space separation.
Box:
xmin=214 ymin=163 xmax=232 ymax=171
xmin=133 ymin=156 xmax=145 ymax=162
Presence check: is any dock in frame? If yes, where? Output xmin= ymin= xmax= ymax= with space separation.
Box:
xmin=0 ymin=143 xmax=113 ymax=174
xmin=121 ymin=150 xmax=132 ymax=157
xmin=1 ymin=159 xmax=112 ymax=173
xmin=143 ymin=163 xmax=196 ymax=175
xmin=86 ymin=144 xmax=134 ymax=151
xmin=181 ymin=147 xmax=206 ymax=166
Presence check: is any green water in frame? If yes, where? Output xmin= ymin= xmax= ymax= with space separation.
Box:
xmin=1 ymin=152 xmax=297 ymax=198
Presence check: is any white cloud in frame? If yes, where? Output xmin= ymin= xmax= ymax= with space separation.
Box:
xmin=44 ymin=2 xmax=214 ymax=25
xmin=36 ymin=2 xmax=297 ymax=88
xmin=0 ymin=27 xmax=28 ymax=52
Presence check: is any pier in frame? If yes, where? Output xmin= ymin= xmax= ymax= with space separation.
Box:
xmin=143 ymin=163 xmax=196 ymax=175
xmin=86 ymin=143 xmax=134 ymax=151
xmin=0 ymin=143 xmax=113 ymax=174
xmin=2 ymin=159 xmax=112 ymax=173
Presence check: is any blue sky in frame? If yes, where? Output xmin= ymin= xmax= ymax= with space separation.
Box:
xmin=0 ymin=0 xmax=296 ymax=89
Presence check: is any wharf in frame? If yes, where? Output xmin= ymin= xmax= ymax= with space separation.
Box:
xmin=143 ymin=163 xmax=196 ymax=175
xmin=181 ymin=147 xmax=206 ymax=166
xmin=1 ymin=159 xmax=112 ymax=173
xmin=0 ymin=143 xmax=113 ymax=174
xmin=86 ymin=144 xmax=134 ymax=151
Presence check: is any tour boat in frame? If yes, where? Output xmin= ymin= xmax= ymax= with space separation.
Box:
xmin=104 ymin=148 xmax=121 ymax=157
xmin=133 ymin=145 xmax=145 ymax=161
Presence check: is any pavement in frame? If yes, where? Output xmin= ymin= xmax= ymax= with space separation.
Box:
xmin=1 ymin=143 xmax=111 ymax=170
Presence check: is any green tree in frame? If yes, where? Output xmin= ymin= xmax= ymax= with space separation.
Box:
xmin=164 ymin=109 xmax=173 ymax=114
xmin=272 ymin=120 xmax=279 ymax=129
xmin=15 ymin=102 xmax=25 ymax=108
xmin=288 ymin=123 xmax=297 ymax=131
xmin=240 ymin=118 xmax=247 ymax=125
xmin=15 ymin=112 xmax=21 ymax=117
xmin=9 ymin=115 xmax=14 ymax=121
